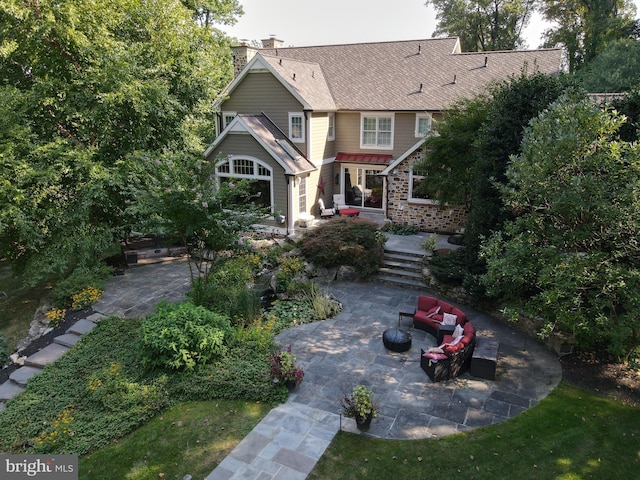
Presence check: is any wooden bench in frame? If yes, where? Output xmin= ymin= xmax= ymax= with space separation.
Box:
xmin=470 ymin=337 xmax=499 ymax=380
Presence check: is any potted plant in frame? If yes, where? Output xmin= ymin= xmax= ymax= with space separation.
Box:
xmin=339 ymin=384 xmax=378 ymax=431
xmin=270 ymin=346 xmax=304 ymax=391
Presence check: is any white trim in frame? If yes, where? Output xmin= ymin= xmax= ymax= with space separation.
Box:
xmin=288 ymin=112 xmax=305 ymax=143
xmin=222 ymin=111 xmax=237 ymax=129
xmin=215 ymin=155 xmax=275 ymax=207
xmin=360 ymin=112 xmax=394 ymax=150
xmin=327 ymin=113 xmax=335 ymax=141
xmin=415 ymin=113 xmax=432 ymax=138
xmin=381 ymin=140 xmax=425 ymax=175
xmin=213 ymin=55 xmax=313 ymax=111
xmin=408 ymin=166 xmax=438 ymax=205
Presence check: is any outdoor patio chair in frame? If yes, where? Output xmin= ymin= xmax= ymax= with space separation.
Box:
xmin=318 ymin=198 xmax=336 ymax=218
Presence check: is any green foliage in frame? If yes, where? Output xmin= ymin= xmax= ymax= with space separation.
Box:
xmin=299 ymin=217 xmax=386 ymax=277
xmin=124 ymin=152 xmax=268 ymax=285
xmin=275 ymin=256 xmax=306 ymax=293
xmin=0 ymin=0 xmax=239 ymax=287
xmin=426 ymin=249 xmax=470 ymax=286
xmin=0 ymin=332 xmax=8 ymax=366
xmin=51 ymin=265 xmax=111 ymax=308
xmin=540 ymin=0 xmax=637 ymax=72
xmin=426 ymin=0 xmax=535 ymax=51
xmin=381 ymin=222 xmax=419 ymax=235
xmin=141 ymin=302 xmax=231 ymax=371
xmin=0 ymin=317 xmax=168 ymax=455
xmin=464 ymin=73 xmax=574 ymax=273
xmin=576 ymin=39 xmax=640 ymax=93
xmin=339 ymin=385 xmax=378 ymax=422
xmin=481 ymin=95 xmax=640 ymax=358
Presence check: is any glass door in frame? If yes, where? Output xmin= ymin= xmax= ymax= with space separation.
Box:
xmin=343 ymin=167 xmax=383 ymax=209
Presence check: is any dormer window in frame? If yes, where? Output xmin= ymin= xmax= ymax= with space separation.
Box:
xmin=361 ymin=113 xmax=393 ymax=149
xmin=415 ymin=113 xmax=433 ymax=137
xmin=289 ymin=112 xmax=305 ymax=143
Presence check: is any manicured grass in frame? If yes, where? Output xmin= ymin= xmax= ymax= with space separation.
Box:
xmin=81 ymin=400 xmax=271 ymax=480
xmin=309 ymin=383 xmax=640 ymax=480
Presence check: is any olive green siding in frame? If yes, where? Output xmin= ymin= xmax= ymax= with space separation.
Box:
xmin=205 ymin=132 xmax=288 ymax=216
xmin=221 ymin=72 xmax=307 ymax=154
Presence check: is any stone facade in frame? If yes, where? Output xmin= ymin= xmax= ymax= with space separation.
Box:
xmin=386 ymin=149 xmax=467 ymax=233
xmin=231 ymin=44 xmax=258 ymax=77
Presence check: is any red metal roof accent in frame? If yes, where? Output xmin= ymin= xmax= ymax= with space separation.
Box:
xmin=335 ymin=152 xmax=393 ymax=164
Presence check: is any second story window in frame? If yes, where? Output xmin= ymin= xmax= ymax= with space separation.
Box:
xmin=415 ymin=114 xmax=432 ymax=137
xmin=327 ymin=113 xmax=335 ymax=141
xmin=361 ymin=114 xmax=393 ymax=149
xmin=289 ymin=112 xmax=305 ymax=143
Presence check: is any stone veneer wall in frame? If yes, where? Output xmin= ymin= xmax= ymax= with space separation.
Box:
xmin=386 ymin=149 xmax=467 ymax=233
xmin=231 ymin=45 xmax=258 ymax=77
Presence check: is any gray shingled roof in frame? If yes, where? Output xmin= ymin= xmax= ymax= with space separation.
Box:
xmin=259 ymin=37 xmax=564 ymax=111
xmin=237 ymin=114 xmax=316 ymax=175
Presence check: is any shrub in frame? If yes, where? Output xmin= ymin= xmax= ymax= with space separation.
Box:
xmin=299 ymin=217 xmax=386 ymax=277
xmin=141 ymin=302 xmax=231 ymax=371
xmin=426 ymin=248 xmax=469 ymax=285
xmin=274 ymin=256 xmax=306 ymax=293
xmin=71 ymin=286 xmax=103 ymax=310
xmin=45 ymin=308 xmax=67 ymax=327
xmin=51 ymin=265 xmax=110 ymax=308
xmin=382 ymin=222 xmax=419 ymax=235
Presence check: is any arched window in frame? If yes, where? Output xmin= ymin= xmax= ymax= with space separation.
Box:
xmin=215 ymin=156 xmax=273 ymax=208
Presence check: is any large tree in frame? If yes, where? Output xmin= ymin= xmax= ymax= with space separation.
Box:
xmin=575 ymin=38 xmax=640 ymax=92
xmin=481 ymin=94 xmax=640 ymax=359
xmin=0 ymin=0 xmax=239 ymax=284
xmin=426 ymin=0 xmax=537 ymax=51
xmin=540 ymin=0 xmax=637 ymax=72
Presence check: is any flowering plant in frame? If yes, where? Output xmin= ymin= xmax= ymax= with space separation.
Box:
xmin=339 ymin=385 xmax=378 ymax=422
xmin=269 ymin=346 xmax=304 ymax=386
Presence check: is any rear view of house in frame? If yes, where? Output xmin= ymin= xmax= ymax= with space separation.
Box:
xmin=205 ymin=37 xmax=563 ymax=233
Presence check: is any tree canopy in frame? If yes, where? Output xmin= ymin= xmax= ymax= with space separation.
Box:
xmin=0 ymin=0 xmax=240 ymax=285
xmin=426 ymin=0 xmax=536 ymax=51
xmin=575 ymin=38 xmax=640 ymax=92
xmin=481 ymin=95 xmax=640 ymax=359
xmin=540 ymin=0 xmax=637 ymax=72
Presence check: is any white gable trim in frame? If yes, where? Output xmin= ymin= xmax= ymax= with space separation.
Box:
xmin=213 ymin=54 xmax=312 ymax=111
xmin=381 ymin=140 xmax=425 ymax=175
xmin=204 ymin=116 xmax=298 ymax=175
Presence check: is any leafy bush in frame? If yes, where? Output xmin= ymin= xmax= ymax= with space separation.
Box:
xmin=299 ymin=217 xmax=386 ymax=277
xmin=381 ymin=222 xmax=419 ymax=235
xmin=141 ymin=302 xmax=231 ymax=371
xmin=427 ymin=249 xmax=469 ymax=285
xmin=275 ymin=256 xmax=306 ymax=293
xmin=51 ymin=265 xmax=111 ymax=308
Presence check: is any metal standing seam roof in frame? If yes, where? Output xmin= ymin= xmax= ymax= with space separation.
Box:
xmin=258 ymin=37 xmax=564 ymax=112
xmin=334 ymin=152 xmax=393 ymax=165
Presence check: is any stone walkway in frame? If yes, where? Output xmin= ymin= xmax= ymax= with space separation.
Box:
xmin=0 ymin=238 xmax=562 ymax=480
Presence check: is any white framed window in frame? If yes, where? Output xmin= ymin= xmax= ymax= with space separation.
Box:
xmin=327 ymin=113 xmax=335 ymax=141
xmin=409 ymin=166 xmax=438 ymax=204
xmin=360 ymin=113 xmax=393 ymax=149
xmin=289 ymin=112 xmax=305 ymax=143
xmin=415 ymin=113 xmax=433 ymax=137
xmin=222 ymin=111 xmax=237 ymax=129
xmin=298 ymin=176 xmax=307 ymax=213
xmin=215 ymin=155 xmax=273 ymax=208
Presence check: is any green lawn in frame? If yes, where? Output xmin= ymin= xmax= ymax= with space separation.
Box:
xmin=81 ymin=400 xmax=271 ymax=480
xmin=310 ymin=383 xmax=640 ymax=480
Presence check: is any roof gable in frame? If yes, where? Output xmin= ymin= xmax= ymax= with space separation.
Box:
xmin=204 ymin=114 xmax=316 ymax=176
